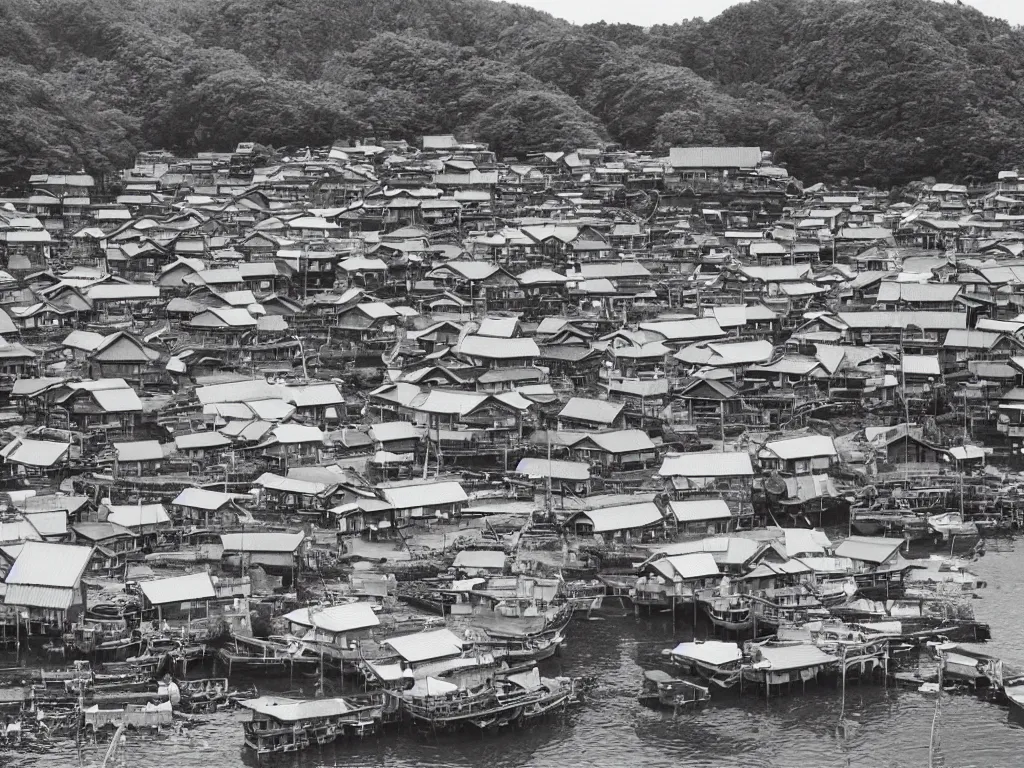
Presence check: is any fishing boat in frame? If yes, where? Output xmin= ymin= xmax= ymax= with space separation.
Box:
xmin=926 ymin=512 xmax=980 ymax=547
xmin=240 ymin=695 xmax=383 ymax=755
xmin=1003 ymin=676 xmax=1024 ymax=717
xmin=177 ymin=677 xmax=256 ymax=713
xmin=637 ymin=669 xmax=710 ymax=710
xmin=699 ymin=592 xmax=753 ymax=632
xmin=667 ymin=640 xmax=744 ymax=688
xmin=394 ymin=666 xmax=580 ymax=731
xmin=750 ymin=585 xmax=829 ymax=631
xmin=217 ymin=634 xmax=320 ymax=675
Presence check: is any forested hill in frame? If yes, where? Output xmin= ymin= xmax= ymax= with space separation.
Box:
xmin=3 ymin=0 xmax=1024 ymax=186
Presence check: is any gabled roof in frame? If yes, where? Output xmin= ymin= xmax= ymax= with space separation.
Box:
xmin=558 ymin=397 xmax=624 ymax=425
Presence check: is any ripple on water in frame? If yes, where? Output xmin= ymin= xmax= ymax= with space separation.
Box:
xmin=12 ymin=539 xmax=1024 ymax=768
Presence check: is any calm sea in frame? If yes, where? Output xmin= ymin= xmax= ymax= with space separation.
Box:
xmin=18 ymin=539 xmax=1024 ymax=768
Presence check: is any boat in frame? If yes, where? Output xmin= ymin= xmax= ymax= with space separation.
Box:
xmin=637 ymin=669 xmax=710 ymax=710
xmin=394 ymin=666 xmax=580 ymax=731
xmin=177 ymin=677 xmax=256 ymax=713
xmin=217 ymin=635 xmax=320 ymax=675
xmin=668 ymin=640 xmax=744 ymax=688
xmin=750 ymin=585 xmax=829 ymax=631
xmin=699 ymin=593 xmax=753 ymax=632
xmin=240 ymin=695 xmax=384 ymax=755
xmin=1003 ymin=676 xmax=1024 ymax=717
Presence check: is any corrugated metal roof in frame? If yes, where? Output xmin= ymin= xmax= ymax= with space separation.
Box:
xmin=6 ymin=542 xmax=92 ymax=587
xmin=4 ymin=584 xmax=76 ymax=610
xmin=139 ymin=572 xmax=215 ymax=605
xmin=385 ymin=628 xmax=464 ymax=663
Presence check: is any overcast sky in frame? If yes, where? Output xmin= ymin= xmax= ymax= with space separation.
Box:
xmin=500 ymin=0 xmax=1024 ymax=27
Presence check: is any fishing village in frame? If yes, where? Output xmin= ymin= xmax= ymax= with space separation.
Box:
xmin=0 ymin=136 xmax=1022 ymax=763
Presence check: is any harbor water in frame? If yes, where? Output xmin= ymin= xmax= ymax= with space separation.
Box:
xmin=17 ymin=540 xmax=1024 ymax=768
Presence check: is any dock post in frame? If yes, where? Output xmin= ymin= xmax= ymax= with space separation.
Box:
xmin=671 ymin=595 xmax=676 ymax=635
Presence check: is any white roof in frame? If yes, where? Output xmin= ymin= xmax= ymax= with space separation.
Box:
xmin=760 ymin=435 xmax=837 ymax=460
xmin=784 ymin=528 xmax=831 ymax=557
xmin=282 ymin=602 xmax=380 ymax=634
xmin=269 ymin=424 xmax=324 ymax=444
xmin=220 ymin=530 xmax=305 ymax=553
xmin=139 ymin=572 xmax=216 ymax=605
xmin=171 ymin=487 xmax=239 ymax=510
xmin=174 ymin=432 xmax=232 ymax=450
xmin=833 ymin=536 xmax=904 ymax=564
xmin=384 ymin=628 xmax=464 ymax=663
xmin=369 ymin=422 xmax=422 ymax=442
xmin=452 ymin=550 xmax=507 ymax=570
xmin=576 ymin=501 xmax=663 ymax=532
xmin=5 ymin=541 xmax=92 ymax=587
xmin=901 ymin=354 xmax=941 ymax=376
xmin=459 ymin=335 xmax=539 ymax=360
xmin=658 ymin=452 xmax=754 ymax=478
xmin=382 ymin=481 xmax=467 ymax=509
xmin=0 ymin=438 xmax=70 ymax=468
xmin=671 ymin=640 xmax=743 ymax=666
xmin=239 ymin=696 xmax=352 ymax=722
xmin=668 ymin=499 xmax=733 ymax=523
xmin=658 ymin=552 xmax=721 ymax=579
xmin=106 ymin=503 xmax=170 ymax=529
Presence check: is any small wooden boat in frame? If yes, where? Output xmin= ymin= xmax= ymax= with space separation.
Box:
xmin=1003 ymin=677 xmax=1024 ymax=717
xmin=638 ymin=669 xmax=710 ymax=711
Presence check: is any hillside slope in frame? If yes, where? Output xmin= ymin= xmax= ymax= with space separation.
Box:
xmin=1 ymin=0 xmax=1022 ymax=185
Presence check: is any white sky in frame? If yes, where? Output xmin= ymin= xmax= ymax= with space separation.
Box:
xmin=500 ymin=0 xmax=1024 ymax=27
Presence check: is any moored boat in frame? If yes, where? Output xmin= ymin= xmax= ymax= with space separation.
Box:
xmin=667 ymin=640 xmax=744 ymax=688
xmin=637 ymin=669 xmax=710 ymax=710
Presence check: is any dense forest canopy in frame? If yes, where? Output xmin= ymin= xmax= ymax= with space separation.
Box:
xmin=3 ymin=0 xmax=1024 ymax=186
